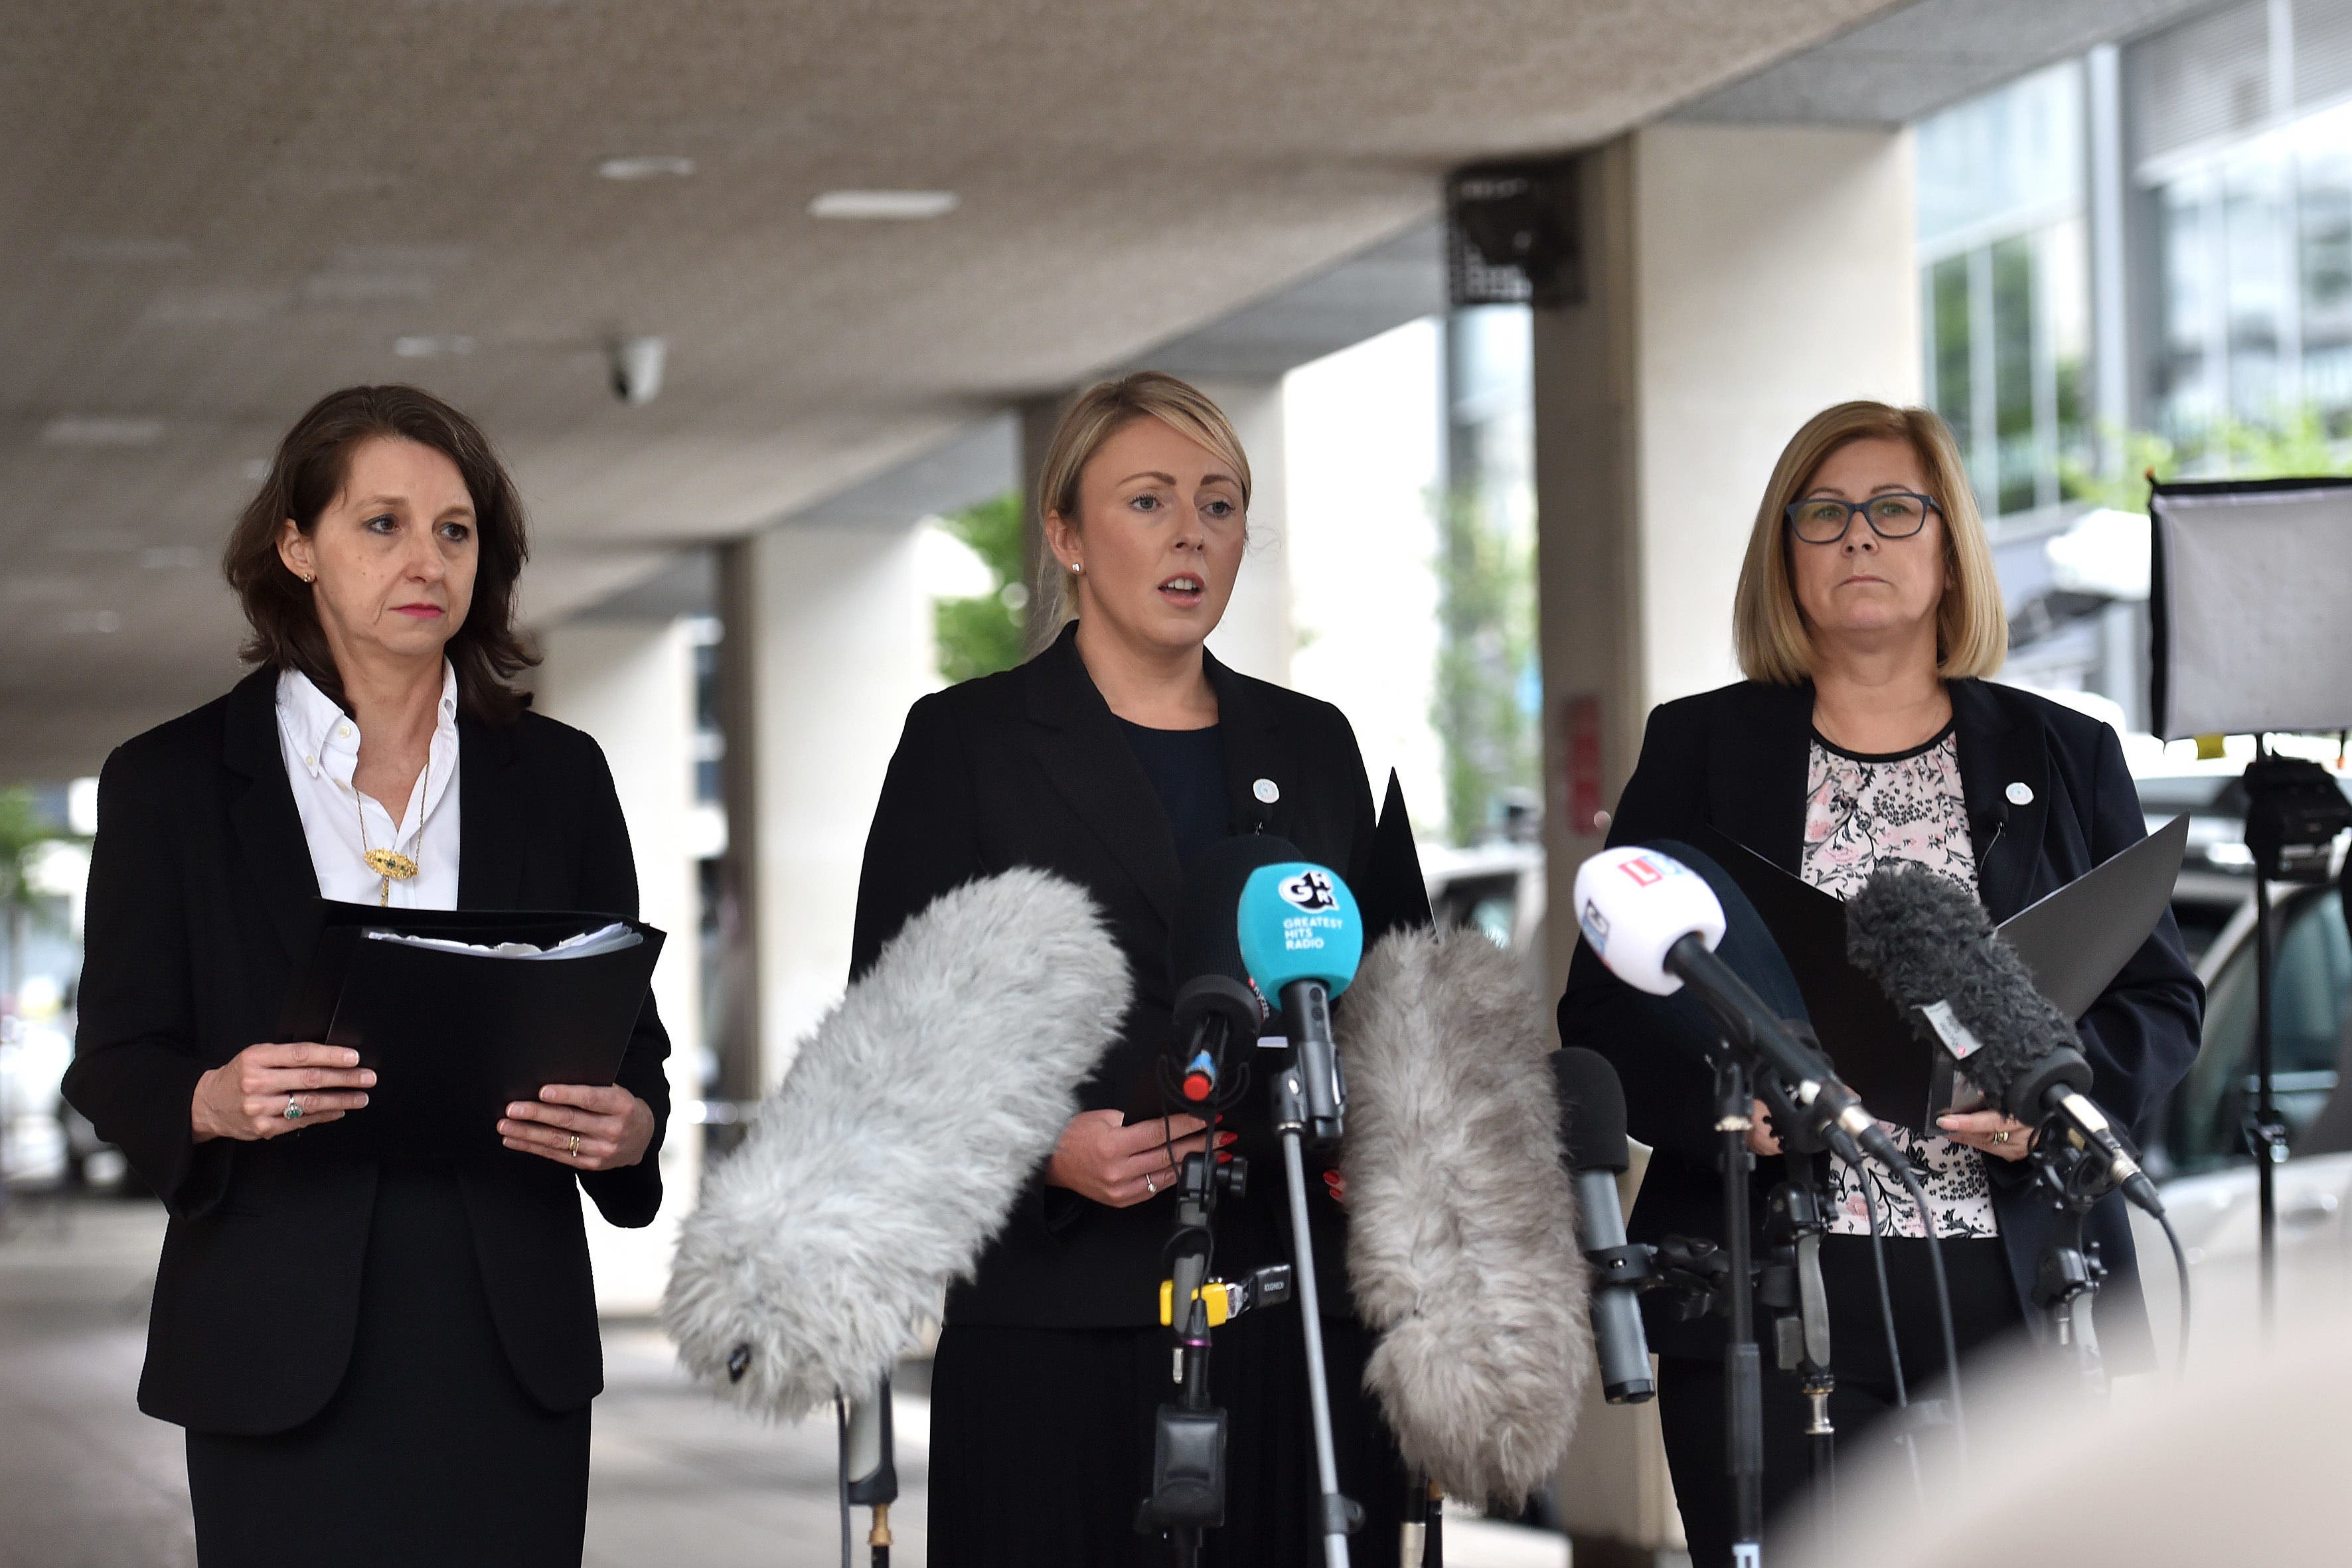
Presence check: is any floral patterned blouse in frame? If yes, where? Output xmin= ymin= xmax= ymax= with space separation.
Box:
xmin=1802 ymin=724 xmax=1999 ymax=1241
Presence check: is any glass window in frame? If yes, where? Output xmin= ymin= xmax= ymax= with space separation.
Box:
xmin=1994 ymin=236 xmax=2041 ymax=513
xmin=1917 ymin=61 xmax=2090 ymax=520
xmin=2223 ymin=152 xmax=2293 ymax=419
xmin=1932 ymin=255 xmax=1974 ymax=455
xmin=2302 ymin=134 xmax=2352 ymax=416
xmin=2159 ymin=175 xmax=2221 ymax=433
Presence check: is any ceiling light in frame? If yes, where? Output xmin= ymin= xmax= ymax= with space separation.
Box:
xmin=40 ymin=416 xmax=163 ymax=447
xmin=809 ymin=189 xmax=959 ymax=220
xmin=394 ymin=334 xmax=476 ymax=358
xmin=600 ymin=155 xmax=696 ymax=181
xmin=140 ymin=546 xmax=202 ymax=570
xmin=608 ymin=336 xmax=667 ymax=405
xmin=64 ymin=610 xmax=123 ymax=635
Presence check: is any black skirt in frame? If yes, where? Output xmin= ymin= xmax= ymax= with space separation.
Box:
xmin=184 ymin=1164 xmax=590 ymax=1568
xmin=927 ymin=1310 xmax=1412 ymax=1567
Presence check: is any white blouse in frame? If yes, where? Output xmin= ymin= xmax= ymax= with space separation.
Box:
xmin=275 ymin=665 xmax=462 ymax=912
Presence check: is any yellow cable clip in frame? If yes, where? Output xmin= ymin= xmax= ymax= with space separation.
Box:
xmin=1158 ymin=1279 xmax=1234 ymax=1327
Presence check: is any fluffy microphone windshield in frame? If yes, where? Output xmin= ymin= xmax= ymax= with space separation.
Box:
xmin=661 ymin=868 xmax=1130 ymax=1419
xmin=1843 ymin=862 xmax=2082 ymax=1108
xmin=1337 ymin=926 xmax=1589 ymax=1504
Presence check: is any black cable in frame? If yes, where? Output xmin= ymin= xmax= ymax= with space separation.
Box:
xmin=1887 ymin=1158 xmax=1968 ymax=1464
xmin=2157 ymin=1208 xmax=2194 ymax=1379
xmin=1855 ymin=1180 xmax=1908 ymax=1409
xmin=1856 ymin=1172 xmax=1924 ymax=1505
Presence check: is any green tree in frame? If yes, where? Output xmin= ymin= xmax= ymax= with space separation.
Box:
xmin=2063 ymin=406 xmax=2352 ymax=511
xmin=932 ymin=491 xmax=1029 ymax=684
xmin=1432 ymin=485 xmax=1538 ymax=845
xmin=0 ymin=787 xmax=80 ymax=1018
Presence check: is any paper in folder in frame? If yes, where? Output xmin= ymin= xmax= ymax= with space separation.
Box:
xmin=275 ymin=901 xmax=665 ymax=1156
xmin=1691 ymin=815 xmax=2189 ymax=1134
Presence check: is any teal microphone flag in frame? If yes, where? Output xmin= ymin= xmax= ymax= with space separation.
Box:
xmin=1236 ymin=861 xmax=1364 ymax=998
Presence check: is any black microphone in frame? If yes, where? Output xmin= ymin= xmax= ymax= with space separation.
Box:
xmin=1844 ymin=862 xmax=2165 ymax=1217
xmin=1553 ymin=1046 xmax=1654 ymax=1404
xmin=1166 ymin=836 xmax=1289 ymax=1105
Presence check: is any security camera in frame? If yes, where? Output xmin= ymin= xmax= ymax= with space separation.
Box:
xmin=608 ymin=335 xmax=667 ymax=405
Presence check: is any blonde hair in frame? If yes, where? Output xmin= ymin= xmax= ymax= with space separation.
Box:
xmin=1731 ymin=400 xmax=2007 ymax=685
xmin=1028 ymin=371 xmax=1251 ymax=650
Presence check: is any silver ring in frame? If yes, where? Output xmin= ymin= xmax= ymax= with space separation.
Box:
xmin=283 ymin=1095 xmax=303 ymax=1121
xmin=1144 ymin=1172 xmax=1157 ymax=1196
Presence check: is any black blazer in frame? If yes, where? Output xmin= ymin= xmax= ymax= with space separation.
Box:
xmin=850 ymin=622 xmax=1376 ymax=1328
xmin=1557 ymin=678 xmax=2203 ymax=1368
xmin=62 ymin=667 xmax=670 ymax=1434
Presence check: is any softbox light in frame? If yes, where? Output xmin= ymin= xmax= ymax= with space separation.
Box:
xmin=2149 ymin=476 xmax=2352 ymax=740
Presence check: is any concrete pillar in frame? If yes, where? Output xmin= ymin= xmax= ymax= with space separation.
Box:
xmin=718 ymin=522 xmax=933 ymax=1090
xmin=1533 ymin=123 xmax=1921 ymax=1559
xmin=1017 ymin=378 xmax=1291 ymax=685
xmin=533 ymin=617 xmax=705 ymax=1315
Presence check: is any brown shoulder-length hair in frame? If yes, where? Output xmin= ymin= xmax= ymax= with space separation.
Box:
xmin=1731 ymin=400 xmax=2007 ymax=685
xmin=223 ymin=384 xmax=537 ymax=724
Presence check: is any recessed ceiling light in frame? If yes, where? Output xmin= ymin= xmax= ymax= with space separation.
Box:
xmin=394 ymin=334 xmax=477 ymax=358
xmin=600 ymin=155 xmax=696 ymax=181
xmin=64 ymin=609 xmax=123 ymax=635
xmin=40 ymin=416 xmax=163 ymax=448
xmin=809 ymin=189 xmax=959 ymax=220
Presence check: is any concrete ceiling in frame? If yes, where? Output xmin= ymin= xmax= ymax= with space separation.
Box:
xmin=1674 ymin=0 xmax=2219 ymax=123
xmin=1 ymin=0 xmax=1907 ymax=778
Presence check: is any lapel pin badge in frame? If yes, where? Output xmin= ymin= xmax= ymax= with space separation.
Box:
xmin=1253 ymin=778 xmax=1280 ymax=805
xmin=2005 ymin=781 xmax=2034 ymax=807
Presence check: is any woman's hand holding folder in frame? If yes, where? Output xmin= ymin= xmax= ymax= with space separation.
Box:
xmin=499 ymin=1083 xmax=654 ymax=1171
xmin=192 ymin=1043 xmax=376 ymax=1142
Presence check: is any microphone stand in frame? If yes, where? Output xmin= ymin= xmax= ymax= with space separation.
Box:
xmin=1759 ymin=1160 xmax=1834 ymax=1547
xmin=2238 ymin=744 xmax=2352 ymax=1335
xmin=2023 ymin=1118 xmax=2120 ymax=1398
xmin=1711 ymin=1054 xmax=1766 ymax=1568
xmin=1140 ymin=1006 xmax=1293 ymax=1568
xmin=840 ymin=1381 xmax=897 ymax=1568
xmin=1273 ymin=1059 xmax=1361 ymax=1568
xmin=1139 ymin=1142 xmax=1237 ymax=1568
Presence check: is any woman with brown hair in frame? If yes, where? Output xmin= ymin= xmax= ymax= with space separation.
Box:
xmin=1558 ymin=401 xmax=2201 ymax=1565
xmin=851 ymin=371 xmax=1413 ymax=1563
xmin=63 ymin=384 xmax=671 ymax=1567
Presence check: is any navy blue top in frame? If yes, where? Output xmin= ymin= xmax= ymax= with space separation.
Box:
xmin=1117 ymin=719 xmax=1228 ymax=864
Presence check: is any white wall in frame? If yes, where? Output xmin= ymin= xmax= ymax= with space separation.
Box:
xmin=533 ymin=617 xmax=704 ymax=1316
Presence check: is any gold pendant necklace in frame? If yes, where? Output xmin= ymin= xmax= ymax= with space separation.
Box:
xmin=357 ymin=751 xmax=428 ymax=907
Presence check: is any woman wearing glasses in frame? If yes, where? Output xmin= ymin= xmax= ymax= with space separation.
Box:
xmin=1557 ymin=402 xmax=2200 ymax=1565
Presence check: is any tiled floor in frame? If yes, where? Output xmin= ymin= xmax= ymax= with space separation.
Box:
xmin=0 ymin=1192 xmax=1565 ymax=1568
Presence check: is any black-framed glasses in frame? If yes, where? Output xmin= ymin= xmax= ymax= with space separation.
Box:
xmin=1784 ymin=491 xmax=1940 ymax=544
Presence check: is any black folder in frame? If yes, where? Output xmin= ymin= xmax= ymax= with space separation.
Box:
xmin=1692 ymin=814 xmax=2189 ymax=1133
xmin=275 ymin=901 xmax=665 ymax=1157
